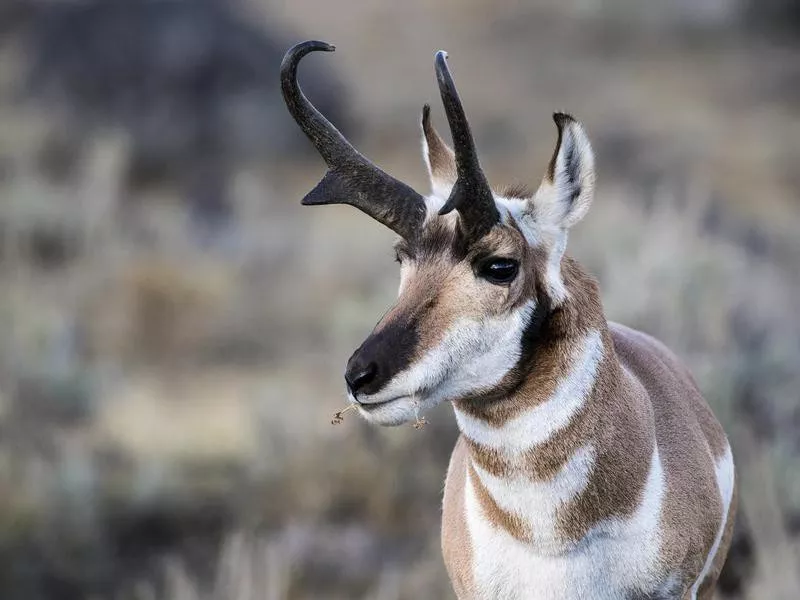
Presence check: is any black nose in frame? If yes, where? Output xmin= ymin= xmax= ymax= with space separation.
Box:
xmin=345 ymin=361 xmax=378 ymax=394
xmin=344 ymin=314 xmax=419 ymax=396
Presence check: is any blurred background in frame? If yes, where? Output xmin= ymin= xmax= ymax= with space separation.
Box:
xmin=0 ymin=0 xmax=798 ymax=598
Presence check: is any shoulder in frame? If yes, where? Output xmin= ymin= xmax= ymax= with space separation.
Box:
xmin=608 ymin=322 xmax=690 ymax=380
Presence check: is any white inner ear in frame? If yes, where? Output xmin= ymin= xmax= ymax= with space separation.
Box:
xmin=517 ymin=117 xmax=596 ymax=306
xmin=420 ymin=111 xmax=594 ymax=309
xmin=545 ymin=229 xmax=569 ymax=305
xmin=545 ymin=120 xmax=595 ymax=230
xmin=422 ymin=134 xmax=456 ymax=201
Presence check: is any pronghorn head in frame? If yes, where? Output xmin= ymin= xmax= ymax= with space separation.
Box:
xmin=282 ymin=41 xmax=595 ymax=426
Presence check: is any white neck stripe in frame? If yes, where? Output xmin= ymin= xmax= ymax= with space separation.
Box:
xmin=453 ymin=328 xmax=604 ymax=456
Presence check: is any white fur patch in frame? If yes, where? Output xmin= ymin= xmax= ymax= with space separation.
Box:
xmin=464 ymin=444 xmax=666 ymax=599
xmin=495 ymin=196 xmax=537 ymax=245
xmin=355 ymin=300 xmax=536 ymax=426
xmin=545 ymin=230 xmax=569 ymax=304
xmin=422 ymin=193 xmax=457 ymax=226
xmin=538 ymin=120 xmax=595 ymax=230
xmin=689 ymin=443 xmax=735 ymax=599
xmin=424 ymin=194 xmax=539 ymax=245
xmin=421 ymin=134 xmax=455 ymax=201
xmin=453 ymin=328 xmax=604 ymax=455
xmin=471 ymin=444 xmax=595 ymax=551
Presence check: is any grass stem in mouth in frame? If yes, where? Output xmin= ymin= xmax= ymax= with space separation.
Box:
xmin=331 ymin=398 xmax=429 ymax=428
xmin=412 ymin=398 xmax=428 ymax=429
xmin=331 ymin=403 xmax=357 ymax=425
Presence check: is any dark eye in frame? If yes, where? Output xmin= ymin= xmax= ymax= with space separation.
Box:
xmin=478 ymin=258 xmax=519 ymax=285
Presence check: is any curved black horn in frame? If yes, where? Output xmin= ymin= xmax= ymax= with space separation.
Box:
xmin=434 ymin=51 xmax=499 ymax=239
xmin=281 ymin=41 xmax=426 ymax=240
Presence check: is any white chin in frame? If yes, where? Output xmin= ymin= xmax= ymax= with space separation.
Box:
xmin=353 ymin=395 xmax=435 ymax=427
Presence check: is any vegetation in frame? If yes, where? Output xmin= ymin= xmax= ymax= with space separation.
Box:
xmin=0 ymin=1 xmax=798 ymax=598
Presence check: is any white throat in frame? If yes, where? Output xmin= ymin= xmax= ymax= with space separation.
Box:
xmin=452 ymin=328 xmax=605 ymax=458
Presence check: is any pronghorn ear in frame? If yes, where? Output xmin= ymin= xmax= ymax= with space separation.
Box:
xmin=421 ymin=104 xmax=457 ymax=199
xmin=532 ymin=113 xmax=595 ymax=230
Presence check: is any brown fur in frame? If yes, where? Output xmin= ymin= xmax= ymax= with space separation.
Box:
xmin=442 ymin=436 xmax=476 ymax=598
xmin=442 ymin=256 xmax=735 ymax=595
xmin=698 ymin=483 xmax=738 ymax=599
xmin=381 ymin=219 xmax=537 ymax=365
xmin=499 ymin=182 xmax=535 ymax=199
xmin=384 ymin=204 xmax=735 ymax=595
xmin=467 ymin=459 xmax=532 ymax=542
xmin=612 ymin=323 xmax=727 ymax=590
xmin=286 ymin=43 xmax=735 ymax=597
xmin=455 ymin=256 xmax=602 ymax=425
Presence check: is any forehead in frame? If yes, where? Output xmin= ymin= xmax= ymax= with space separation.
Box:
xmin=405 ymin=188 xmax=538 ymax=253
xmin=395 ymin=206 xmax=531 ymax=263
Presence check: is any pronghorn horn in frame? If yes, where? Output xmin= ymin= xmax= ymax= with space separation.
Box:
xmin=434 ymin=51 xmax=500 ymax=240
xmin=280 ymin=41 xmax=426 ymax=240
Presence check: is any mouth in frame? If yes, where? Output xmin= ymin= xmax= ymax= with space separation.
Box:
xmin=348 ymin=393 xmax=433 ymax=428
xmin=354 ymin=396 xmax=405 ymax=410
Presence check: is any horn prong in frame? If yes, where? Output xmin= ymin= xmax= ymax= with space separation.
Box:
xmin=281 ymin=41 xmax=426 ymax=240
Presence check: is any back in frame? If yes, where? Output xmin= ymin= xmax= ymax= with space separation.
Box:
xmin=610 ymin=322 xmax=737 ymax=597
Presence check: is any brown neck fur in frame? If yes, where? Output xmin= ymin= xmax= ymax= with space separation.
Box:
xmin=453 ymin=255 xmax=656 ymax=544
xmin=454 ymin=254 xmax=608 ymax=423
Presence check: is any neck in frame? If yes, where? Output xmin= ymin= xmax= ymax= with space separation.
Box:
xmin=451 ymin=258 xmax=655 ymax=551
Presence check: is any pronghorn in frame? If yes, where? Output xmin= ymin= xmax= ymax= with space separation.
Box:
xmin=281 ymin=41 xmax=737 ymax=599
